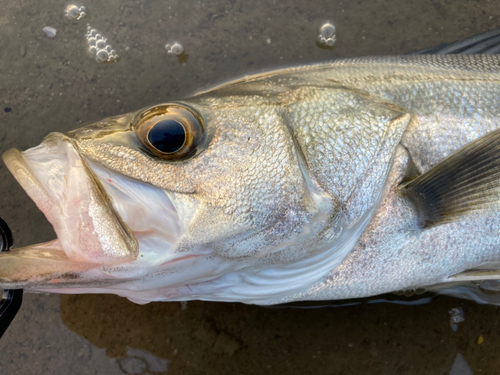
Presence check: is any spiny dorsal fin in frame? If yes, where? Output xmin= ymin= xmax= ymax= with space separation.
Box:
xmin=398 ymin=129 xmax=500 ymax=225
xmin=410 ymin=29 xmax=500 ymax=55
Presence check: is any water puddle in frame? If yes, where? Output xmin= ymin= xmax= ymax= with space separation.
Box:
xmin=58 ymin=293 xmax=500 ymax=374
xmin=119 ymin=347 xmax=170 ymax=374
xmin=449 ymin=353 xmax=473 ymax=375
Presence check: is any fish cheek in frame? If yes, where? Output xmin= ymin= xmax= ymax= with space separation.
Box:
xmin=177 ymin=107 xmax=315 ymax=259
xmin=76 ymin=135 xmax=198 ymax=194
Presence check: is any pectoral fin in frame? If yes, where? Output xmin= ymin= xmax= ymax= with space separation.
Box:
xmin=449 ymin=268 xmax=500 ymax=282
xmin=398 ymin=129 xmax=500 ymax=225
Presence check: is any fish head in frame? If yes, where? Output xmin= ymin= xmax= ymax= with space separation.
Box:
xmin=1 ymin=73 xmax=410 ymax=304
xmin=0 ymin=87 xmax=332 ymax=303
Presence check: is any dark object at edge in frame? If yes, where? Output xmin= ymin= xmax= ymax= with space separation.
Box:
xmin=0 ymin=217 xmax=23 ymax=339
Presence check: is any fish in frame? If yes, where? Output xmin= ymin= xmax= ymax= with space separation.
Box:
xmin=3 ymin=32 xmax=500 ymax=305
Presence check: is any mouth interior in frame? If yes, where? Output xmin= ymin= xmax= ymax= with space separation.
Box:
xmin=3 ymin=135 xmax=184 ymax=268
xmin=86 ymin=158 xmax=183 ymax=266
xmin=3 ymin=138 xmax=139 ymax=265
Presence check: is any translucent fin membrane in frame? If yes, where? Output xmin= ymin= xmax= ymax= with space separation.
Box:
xmin=410 ymin=29 xmax=500 ymax=55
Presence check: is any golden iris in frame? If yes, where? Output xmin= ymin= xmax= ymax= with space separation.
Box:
xmin=134 ymin=104 xmax=204 ymax=160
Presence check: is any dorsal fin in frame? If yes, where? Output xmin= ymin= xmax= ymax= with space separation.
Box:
xmin=398 ymin=129 xmax=500 ymax=225
xmin=410 ymin=29 xmax=500 ymax=55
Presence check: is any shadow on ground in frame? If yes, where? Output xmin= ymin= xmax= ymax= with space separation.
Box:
xmin=61 ymin=294 xmax=500 ymax=374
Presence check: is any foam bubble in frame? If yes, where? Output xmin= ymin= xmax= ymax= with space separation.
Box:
xmin=165 ymin=42 xmax=189 ymax=64
xmin=317 ymin=22 xmax=336 ymax=49
xmin=449 ymin=307 xmax=465 ymax=332
xmin=65 ymin=5 xmax=86 ymax=20
xmin=96 ymin=49 xmax=109 ymax=63
xmin=165 ymin=42 xmax=184 ymax=55
xmin=165 ymin=42 xmax=188 ymax=63
xmin=85 ymin=25 xmax=120 ymax=63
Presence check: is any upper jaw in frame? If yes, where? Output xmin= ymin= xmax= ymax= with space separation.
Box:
xmin=2 ymin=134 xmax=139 ymax=265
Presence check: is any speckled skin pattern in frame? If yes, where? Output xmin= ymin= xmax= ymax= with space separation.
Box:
xmin=6 ymin=55 xmax=500 ymax=303
xmin=64 ymin=55 xmax=500 ymax=302
xmin=284 ymin=55 xmax=500 ymax=302
xmin=74 ymin=72 xmax=410 ymax=269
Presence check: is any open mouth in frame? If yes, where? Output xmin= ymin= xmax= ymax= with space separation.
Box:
xmin=2 ymin=134 xmax=139 ymax=266
xmin=0 ymin=134 xmax=190 ymax=294
xmin=0 ymin=132 xmax=231 ymax=302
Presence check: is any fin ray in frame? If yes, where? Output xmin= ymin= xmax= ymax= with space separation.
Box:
xmin=410 ymin=29 xmax=500 ymax=55
xmin=398 ymin=129 xmax=500 ymax=224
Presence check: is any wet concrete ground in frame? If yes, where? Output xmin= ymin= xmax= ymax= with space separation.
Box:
xmin=0 ymin=0 xmax=500 ymax=373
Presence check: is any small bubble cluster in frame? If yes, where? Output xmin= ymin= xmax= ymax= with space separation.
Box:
xmin=317 ymin=22 xmax=336 ymax=48
xmin=165 ymin=42 xmax=188 ymax=63
xmin=85 ymin=25 xmax=120 ymax=63
xmin=449 ymin=308 xmax=465 ymax=323
xmin=165 ymin=42 xmax=184 ymax=56
xmin=65 ymin=4 xmax=86 ymax=20
xmin=449 ymin=307 xmax=465 ymax=332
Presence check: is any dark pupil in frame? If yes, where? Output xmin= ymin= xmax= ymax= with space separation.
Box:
xmin=148 ymin=119 xmax=186 ymax=153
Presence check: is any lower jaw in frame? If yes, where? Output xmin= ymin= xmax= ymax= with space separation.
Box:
xmin=0 ymin=240 xmax=99 ymax=289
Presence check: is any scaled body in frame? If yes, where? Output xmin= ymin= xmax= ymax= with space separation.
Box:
xmin=3 ymin=55 xmax=500 ymax=304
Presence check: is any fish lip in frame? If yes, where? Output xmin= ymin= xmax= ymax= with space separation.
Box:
xmin=2 ymin=148 xmax=57 ymax=222
xmin=2 ymin=139 xmax=139 ymax=265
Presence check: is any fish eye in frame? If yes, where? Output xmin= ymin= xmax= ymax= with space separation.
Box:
xmin=134 ymin=104 xmax=204 ymax=160
xmin=148 ymin=119 xmax=185 ymax=153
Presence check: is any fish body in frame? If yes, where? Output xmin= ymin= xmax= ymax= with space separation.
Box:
xmin=3 ymin=54 xmax=500 ymax=304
